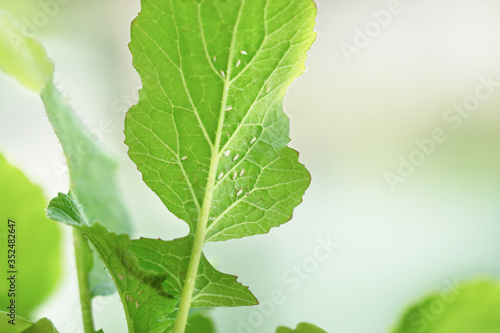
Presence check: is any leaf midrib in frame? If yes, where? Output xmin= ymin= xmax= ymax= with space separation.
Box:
xmin=172 ymin=0 xmax=246 ymax=330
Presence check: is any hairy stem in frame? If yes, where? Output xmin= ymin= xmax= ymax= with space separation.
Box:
xmin=73 ymin=229 xmax=95 ymax=333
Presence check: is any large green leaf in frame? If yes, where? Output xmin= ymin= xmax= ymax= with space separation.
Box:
xmin=126 ymin=0 xmax=315 ymax=242
xmin=276 ymin=322 xmax=328 ymax=333
xmin=48 ymin=193 xmax=257 ymax=332
xmin=393 ymin=280 xmax=500 ymax=333
xmin=0 ymin=312 xmax=59 ymax=333
xmin=125 ymin=0 xmax=316 ymax=329
xmin=0 ymin=154 xmax=62 ymax=318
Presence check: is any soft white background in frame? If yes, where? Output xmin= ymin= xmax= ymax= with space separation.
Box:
xmin=1 ymin=0 xmax=500 ymax=332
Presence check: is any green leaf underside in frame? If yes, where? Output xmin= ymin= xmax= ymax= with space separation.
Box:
xmin=393 ymin=280 xmax=500 ymax=333
xmin=48 ymin=194 xmax=257 ymax=332
xmin=276 ymin=322 xmax=328 ymax=333
xmin=0 ymin=312 xmax=59 ymax=333
xmin=126 ymin=0 xmax=315 ymax=242
xmin=0 ymin=154 xmax=61 ymax=318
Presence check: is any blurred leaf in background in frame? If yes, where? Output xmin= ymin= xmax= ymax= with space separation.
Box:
xmin=0 ymin=8 xmax=133 ymax=300
xmin=0 ymin=0 xmax=38 ymax=21
xmin=0 ymin=10 xmax=53 ymax=93
xmin=393 ymin=279 xmax=500 ymax=333
xmin=0 ymin=153 xmax=62 ymax=318
xmin=0 ymin=311 xmax=59 ymax=332
xmin=277 ymin=322 xmax=328 ymax=333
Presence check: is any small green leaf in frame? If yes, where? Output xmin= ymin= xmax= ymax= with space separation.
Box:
xmin=0 ymin=312 xmax=59 ymax=332
xmin=393 ymin=280 xmax=500 ymax=333
xmin=276 ymin=322 xmax=328 ymax=333
xmin=0 ymin=11 xmax=54 ymax=92
xmin=0 ymin=154 xmax=62 ymax=318
xmin=46 ymin=192 xmax=87 ymax=227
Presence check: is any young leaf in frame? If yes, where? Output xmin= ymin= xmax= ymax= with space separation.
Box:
xmin=0 ymin=154 xmax=62 ymax=318
xmin=126 ymin=0 xmax=316 ymax=329
xmin=392 ymin=280 xmax=500 ymax=333
xmin=0 ymin=312 xmax=59 ymax=333
xmin=48 ymin=193 xmax=257 ymax=332
xmin=276 ymin=322 xmax=328 ymax=333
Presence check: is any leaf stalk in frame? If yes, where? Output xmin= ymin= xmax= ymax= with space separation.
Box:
xmin=73 ymin=229 xmax=96 ymax=333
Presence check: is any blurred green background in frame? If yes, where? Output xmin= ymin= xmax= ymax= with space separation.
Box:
xmin=1 ymin=0 xmax=500 ymax=332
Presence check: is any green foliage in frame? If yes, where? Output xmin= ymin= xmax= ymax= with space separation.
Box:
xmin=0 ymin=0 xmax=320 ymax=331
xmin=0 ymin=154 xmax=61 ymax=318
xmin=393 ymin=280 xmax=500 ymax=333
xmin=276 ymin=322 xmax=328 ymax=333
xmin=40 ymin=81 xmax=132 ymax=235
xmin=126 ymin=0 xmax=316 ymax=329
xmin=48 ymin=193 xmax=257 ymax=332
xmin=0 ymin=312 xmax=59 ymax=333
xmin=126 ymin=0 xmax=315 ymax=242
xmin=0 ymin=9 xmax=133 ymax=299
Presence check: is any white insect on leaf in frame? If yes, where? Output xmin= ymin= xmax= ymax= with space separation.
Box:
xmin=217 ymin=172 xmax=224 ymax=180
xmin=232 ymin=154 xmax=240 ymax=161
xmin=223 ymin=150 xmax=231 ymax=156
xmin=240 ymin=50 xmax=247 ymax=55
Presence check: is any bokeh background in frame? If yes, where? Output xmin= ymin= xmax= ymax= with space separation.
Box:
xmin=1 ymin=0 xmax=500 ymax=332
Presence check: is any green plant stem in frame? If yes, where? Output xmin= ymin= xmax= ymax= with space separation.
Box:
xmin=173 ymin=127 xmax=223 ymax=330
xmin=172 ymin=168 xmax=215 ymax=332
xmin=73 ymin=229 xmax=95 ymax=333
